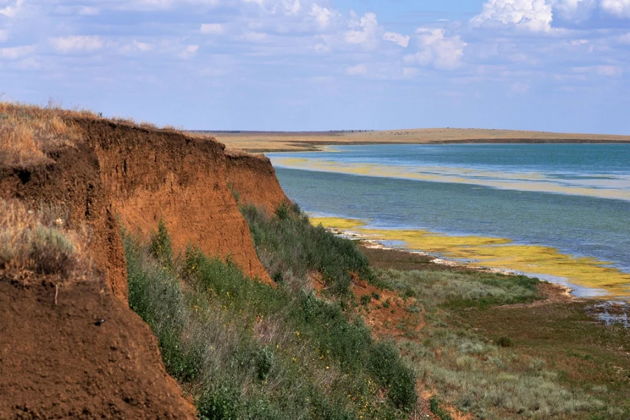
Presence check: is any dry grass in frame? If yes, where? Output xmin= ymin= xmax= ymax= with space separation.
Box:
xmin=0 ymin=102 xmax=195 ymax=167
xmin=205 ymin=128 xmax=630 ymax=152
xmin=0 ymin=102 xmax=93 ymax=167
xmin=0 ymin=199 xmax=91 ymax=281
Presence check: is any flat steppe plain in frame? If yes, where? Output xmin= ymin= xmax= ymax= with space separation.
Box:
xmin=191 ymin=128 xmax=630 ymax=152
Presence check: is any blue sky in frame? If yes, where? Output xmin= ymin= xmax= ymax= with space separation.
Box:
xmin=1 ymin=0 xmax=629 ymax=133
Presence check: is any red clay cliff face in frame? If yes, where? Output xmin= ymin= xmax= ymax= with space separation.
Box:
xmin=0 ymin=278 xmax=197 ymax=419
xmin=1 ymin=118 xmax=274 ymax=300
xmin=225 ymin=150 xmax=289 ymax=215
xmin=0 ymin=116 xmax=287 ymax=418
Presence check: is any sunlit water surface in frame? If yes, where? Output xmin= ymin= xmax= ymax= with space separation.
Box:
xmin=268 ymin=144 xmax=630 ymax=300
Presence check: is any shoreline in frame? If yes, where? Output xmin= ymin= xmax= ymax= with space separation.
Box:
xmin=329 ymin=225 xmax=597 ymax=303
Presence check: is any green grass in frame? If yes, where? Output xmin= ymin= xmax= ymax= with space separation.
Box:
xmin=241 ymin=203 xmax=376 ymax=295
xmin=124 ymin=221 xmax=416 ymax=419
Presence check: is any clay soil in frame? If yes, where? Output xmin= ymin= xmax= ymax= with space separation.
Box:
xmin=0 ymin=276 xmax=195 ymax=419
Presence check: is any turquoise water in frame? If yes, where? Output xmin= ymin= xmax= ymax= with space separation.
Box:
xmin=268 ymin=144 xmax=630 ymax=296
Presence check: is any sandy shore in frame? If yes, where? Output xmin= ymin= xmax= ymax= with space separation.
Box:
xmin=190 ymin=128 xmax=630 ymax=152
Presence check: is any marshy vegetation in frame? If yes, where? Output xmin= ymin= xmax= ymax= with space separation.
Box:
xmin=375 ymin=266 xmax=629 ymax=419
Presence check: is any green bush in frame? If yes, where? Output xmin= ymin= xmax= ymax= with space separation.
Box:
xmin=150 ymin=220 xmax=173 ymax=268
xmin=241 ymin=204 xmax=374 ymax=295
xmin=198 ymin=386 xmax=241 ymax=420
xmin=368 ymin=342 xmax=417 ymax=410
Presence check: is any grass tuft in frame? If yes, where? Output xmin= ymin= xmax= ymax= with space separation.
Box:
xmin=0 ymin=198 xmax=89 ymax=279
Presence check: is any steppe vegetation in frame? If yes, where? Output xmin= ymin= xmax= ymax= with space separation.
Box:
xmin=0 ymin=102 xmax=179 ymax=167
xmin=0 ymin=103 xmax=86 ymax=167
xmin=375 ymin=267 xmax=630 ymax=419
xmin=0 ymin=198 xmax=89 ymax=279
xmin=124 ymin=218 xmax=416 ymax=419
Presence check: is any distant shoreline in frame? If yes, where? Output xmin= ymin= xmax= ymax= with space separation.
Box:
xmin=188 ymin=128 xmax=630 ymax=152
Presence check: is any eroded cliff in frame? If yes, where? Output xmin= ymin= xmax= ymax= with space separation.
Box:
xmin=0 ymin=109 xmax=286 ymax=418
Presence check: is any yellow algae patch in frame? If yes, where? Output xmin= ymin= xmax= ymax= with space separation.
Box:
xmin=310 ymin=216 xmax=366 ymax=230
xmin=311 ymin=216 xmax=630 ymax=299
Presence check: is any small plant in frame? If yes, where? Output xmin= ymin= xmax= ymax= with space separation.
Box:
xmin=254 ymin=347 xmax=274 ymax=381
xmin=0 ymin=199 xmax=86 ymax=278
xmin=496 ymin=336 xmax=513 ymax=348
xmin=150 ymin=220 xmax=173 ymax=268
xmin=429 ymin=397 xmax=453 ymax=420
xmin=360 ymin=295 xmax=372 ymax=305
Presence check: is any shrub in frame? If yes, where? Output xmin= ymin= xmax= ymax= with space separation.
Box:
xmin=0 ymin=199 xmax=86 ymax=278
xmin=496 ymin=336 xmax=513 ymax=348
xmin=368 ymin=342 xmax=417 ymax=410
xmin=241 ymin=204 xmax=374 ymax=295
xmin=150 ymin=220 xmax=173 ymax=268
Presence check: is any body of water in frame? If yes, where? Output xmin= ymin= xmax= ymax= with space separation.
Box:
xmin=268 ymin=144 xmax=630 ymax=299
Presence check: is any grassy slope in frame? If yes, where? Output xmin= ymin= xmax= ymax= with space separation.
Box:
xmin=124 ymin=216 xmax=415 ymax=419
xmin=125 ymin=205 xmax=629 ymax=419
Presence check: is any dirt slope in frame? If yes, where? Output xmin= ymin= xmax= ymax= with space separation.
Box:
xmin=1 ymin=117 xmax=274 ymax=299
xmin=225 ymin=150 xmax=289 ymax=215
xmin=0 ymin=111 xmax=287 ymax=418
xmin=0 ymin=277 xmax=196 ymax=419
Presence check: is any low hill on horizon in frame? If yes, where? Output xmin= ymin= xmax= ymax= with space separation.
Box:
xmin=196 ymin=127 xmax=630 ymax=152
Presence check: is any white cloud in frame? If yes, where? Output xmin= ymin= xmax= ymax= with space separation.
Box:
xmin=472 ymin=0 xmax=553 ymax=32
xmin=0 ymin=44 xmax=34 ymax=59
xmin=180 ymin=44 xmax=199 ymax=58
xmin=601 ymin=0 xmax=630 ymax=17
xmin=51 ymin=36 xmax=104 ymax=53
xmin=120 ymin=40 xmax=153 ymax=53
xmin=383 ymin=31 xmax=410 ymax=48
xmin=78 ymin=6 xmax=100 ymax=16
xmin=244 ymin=0 xmax=302 ymax=15
xmin=404 ymin=28 xmax=466 ymax=70
xmin=0 ymin=0 xmax=23 ymax=18
xmin=346 ymin=63 xmax=367 ymax=75
xmin=310 ymin=4 xmax=333 ymax=28
xmin=200 ymin=23 xmax=225 ymax=35
xmin=345 ymin=12 xmax=380 ymax=48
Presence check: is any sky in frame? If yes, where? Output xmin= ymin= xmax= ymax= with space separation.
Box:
xmin=1 ymin=0 xmax=629 ymax=133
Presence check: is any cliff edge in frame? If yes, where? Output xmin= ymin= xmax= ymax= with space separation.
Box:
xmin=0 ymin=104 xmax=288 ymax=418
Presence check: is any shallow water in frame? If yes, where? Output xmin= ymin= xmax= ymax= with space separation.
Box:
xmin=268 ymin=144 xmax=630 ymax=300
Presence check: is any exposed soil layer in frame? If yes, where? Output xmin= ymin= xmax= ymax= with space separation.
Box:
xmin=225 ymin=150 xmax=289 ymax=215
xmin=0 ymin=117 xmax=275 ymax=299
xmin=0 ymin=276 xmax=196 ymax=419
xmin=1 ymin=113 xmax=287 ymax=417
